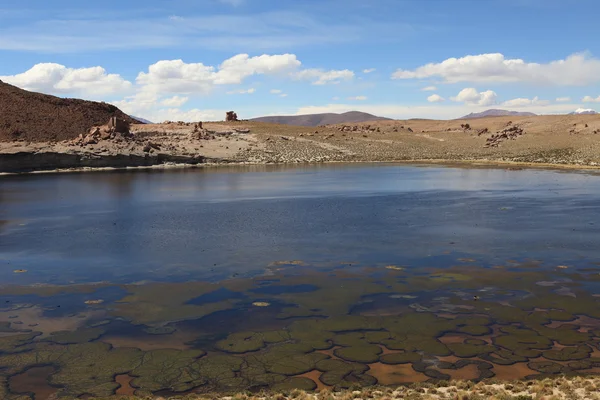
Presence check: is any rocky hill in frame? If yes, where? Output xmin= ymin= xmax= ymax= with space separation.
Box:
xmin=461 ymin=109 xmax=537 ymax=119
xmin=0 ymin=80 xmax=136 ymax=142
xmin=250 ymin=111 xmax=391 ymax=126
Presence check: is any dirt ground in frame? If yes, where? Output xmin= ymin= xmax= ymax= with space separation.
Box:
xmin=2 ymin=114 xmax=600 ymax=171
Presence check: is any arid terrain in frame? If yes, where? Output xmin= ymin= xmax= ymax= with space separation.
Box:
xmin=3 ymin=80 xmax=600 ymax=173
xmin=2 ymin=113 xmax=600 ymax=173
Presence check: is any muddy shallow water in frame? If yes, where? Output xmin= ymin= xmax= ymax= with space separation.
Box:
xmin=2 ymin=164 xmax=600 ymax=398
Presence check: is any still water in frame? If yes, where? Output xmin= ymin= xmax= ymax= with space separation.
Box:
xmin=1 ymin=164 xmax=600 ymax=397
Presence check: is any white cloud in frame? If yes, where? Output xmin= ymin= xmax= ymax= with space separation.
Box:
xmin=451 ymin=88 xmax=497 ymax=106
xmin=160 ymin=95 xmax=189 ymax=107
xmin=279 ymin=93 xmax=288 ymax=98
xmin=501 ymin=96 xmax=550 ymax=108
xmin=363 ymin=68 xmax=376 ymax=74
xmin=427 ymin=94 xmax=445 ymax=103
xmin=0 ymin=63 xmax=131 ymax=97
xmin=582 ymin=95 xmax=600 ymax=103
xmin=293 ymin=68 xmax=354 ymax=85
xmin=392 ymin=52 xmax=600 ymax=86
xmin=137 ymin=54 xmax=301 ymax=94
xmin=226 ymin=88 xmax=256 ymax=95
xmin=421 ymin=86 xmax=437 ymax=91
xmin=270 ymin=89 xmax=283 ymax=94
xmin=332 ymin=96 xmax=340 ymax=101
xmin=348 ymin=95 xmax=367 ymax=101
xmin=214 ymin=53 xmax=301 ymax=84
xmin=556 ymin=97 xmax=571 ymax=102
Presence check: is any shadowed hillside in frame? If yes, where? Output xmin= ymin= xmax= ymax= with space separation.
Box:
xmin=0 ymin=80 xmax=136 ymax=142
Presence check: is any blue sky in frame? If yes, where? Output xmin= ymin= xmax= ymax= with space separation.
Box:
xmin=1 ymin=0 xmax=600 ymax=121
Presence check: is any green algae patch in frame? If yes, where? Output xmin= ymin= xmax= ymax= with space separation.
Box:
xmin=316 ymin=359 xmax=375 ymax=389
xmin=334 ymin=345 xmax=382 ymax=364
xmin=142 ymin=326 xmax=176 ymax=335
xmin=447 ymin=341 xmax=496 ymax=358
xmin=379 ymin=352 xmax=421 ymax=365
xmin=0 ymin=342 xmax=143 ymax=397
xmin=112 ymin=281 xmax=245 ymax=325
xmin=44 ymin=327 xmax=105 ymax=344
xmin=457 ymin=325 xmax=491 ymax=336
xmin=245 ymin=343 xmax=329 ymax=376
xmin=528 ymin=361 xmax=569 ymax=375
xmin=215 ymin=331 xmax=290 ymax=354
xmin=272 ymin=377 xmax=317 ymax=391
xmin=0 ymin=332 xmax=40 ymax=353
xmin=131 ymin=349 xmax=207 ymax=392
xmin=332 ymin=332 xmax=369 ymax=347
xmin=494 ymin=326 xmax=553 ymax=355
xmin=542 ymin=345 xmax=591 ymax=361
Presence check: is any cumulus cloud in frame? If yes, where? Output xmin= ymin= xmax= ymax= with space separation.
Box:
xmin=421 ymin=86 xmax=437 ymax=91
xmin=348 ymin=96 xmax=367 ymax=101
xmin=293 ymin=68 xmax=354 ymax=85
xmin=427 ymin=94 xmax=445 ymax=103
xmin=226 ymin=88 xmax=256 ymax=95
xmin=555 ymin=97 xmax=571 ymax=102
xmin=451 ymin=88 xmax=497 ymax=106
xmin=583 ymin=95 xmax=600 ymax=103
xmin=501 ymin=96 xmax=550 ymax=108
xmin=392 ymin=52 xmax=600 ymax=86
xmin=137 ymin=54 xmax=300 ymax=94
xmin=214 ymin=53 xmax=301 ymax=84
xmin=363 ymin=68 xmax=376 ymax=74
xmin=0 ymin=63 xmax=132 ymax=97
xmin=160 ymin=95 xmax=189 ymax=107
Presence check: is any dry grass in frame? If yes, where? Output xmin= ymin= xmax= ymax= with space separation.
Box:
xmin=75 ymin=375 xmax=600 ymax=400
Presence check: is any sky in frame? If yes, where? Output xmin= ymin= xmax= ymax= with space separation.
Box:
xmin=1 ymin=0 xmax=600 ymax=122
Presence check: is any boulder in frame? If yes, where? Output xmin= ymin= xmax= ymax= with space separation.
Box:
xmin=226 ymin=111 xmax=238 ymax=122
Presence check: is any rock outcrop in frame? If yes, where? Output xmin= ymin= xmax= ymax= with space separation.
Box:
xmin=0 ymin=80 xmax=136 ymax=142
xmin=226 ymin=111 xmax=239 ymax=122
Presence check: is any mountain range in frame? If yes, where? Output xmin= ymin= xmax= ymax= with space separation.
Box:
xmin=570 ymin=108 xmax=598 ymax=115
xmin=460 ymin=109 xmax=538 ymax=119
xmin=249 ymin=111 xmax=391 ymax=126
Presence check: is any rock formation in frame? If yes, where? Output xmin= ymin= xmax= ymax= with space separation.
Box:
xmin=226 ymin=111 xmax=239 ymax=122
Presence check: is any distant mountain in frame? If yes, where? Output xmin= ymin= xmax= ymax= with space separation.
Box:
xmin=131 ymin=115 xmax=153 ymax=124
xmin=460 ymin=109 xmax=537 ymax=119
xmin=250 ymin=111 xmax=392 ymax=126
xmin=570 ymin=108 xmax=598 ymax=115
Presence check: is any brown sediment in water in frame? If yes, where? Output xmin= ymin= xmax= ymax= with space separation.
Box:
xmin=9 ymin=366 xmax=57 ymax=399
xmin=0 ymin=307 xmax=103 ymax=337
xmin=317 ymin=346 xmax=342 ymax=359
xmin=438 ymin=363 xmax=480 ymax=380
xmin=115 ymin=374 xmax=136 ymax=395
xmin=296 ymin=370 xmax=327 ymax=391
xmin=492 ymin=362 xmax=537 ymax=380
xmin=367 ymin=363 xmax=429 ymax=385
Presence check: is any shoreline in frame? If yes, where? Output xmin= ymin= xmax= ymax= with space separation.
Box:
xmin=2 ymin=157 xmax=600 ymax=176
xmin=54 ymin=376 xmax=600 ymax=399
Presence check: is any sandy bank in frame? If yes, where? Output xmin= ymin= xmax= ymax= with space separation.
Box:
xmin=3 ymin=115 xmax=600 ymax=174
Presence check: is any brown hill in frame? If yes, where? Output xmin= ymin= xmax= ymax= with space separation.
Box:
xmin=249 ymin=111 xmax=392 ymax=126
xmin=0 ymin=81 xmax=136 ymax=142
